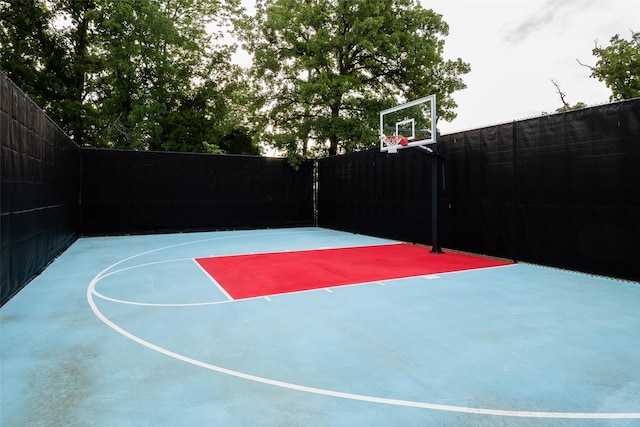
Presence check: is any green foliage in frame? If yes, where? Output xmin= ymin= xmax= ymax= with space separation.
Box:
xmin=588 ymin=31 xmax=640 ymax=101
xmin=0 ymin=0 xmax=261 ymax=155
xmin=241 ymin=0 xmax=470 ymax=157
xmin=0 ymin=0 xmax=99 ymax=142
xmin=555 ymin=102 xmax=587 ymax=113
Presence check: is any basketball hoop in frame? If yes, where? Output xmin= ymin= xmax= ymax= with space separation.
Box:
xmin=380 ymin=134 xmax=408 ymax=154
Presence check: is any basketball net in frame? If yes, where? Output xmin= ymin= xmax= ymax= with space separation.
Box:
xmin=380 ymin=134 xmax=408 ymax=153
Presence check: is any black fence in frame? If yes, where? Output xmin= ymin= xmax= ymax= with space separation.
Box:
xmin=1 ymin=74 xmax=81 ymax=304
xmin=1 ymin=74 xmax=314 ymax=305
xmin=81 ymin=148 xmax=314 ymax=235
xmin=441 ymin=100 xmax=640 ymax=281
xmin=318 ymin=148 xmax=434 ymax=244
xmin=2 ymin=71 xmax=639 ymax=305
xmin=318 ymin=99 xmax=640 ymax=282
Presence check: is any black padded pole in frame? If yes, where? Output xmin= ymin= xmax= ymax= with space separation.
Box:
xmin=431 ymin=132 xmax=443 ymax=254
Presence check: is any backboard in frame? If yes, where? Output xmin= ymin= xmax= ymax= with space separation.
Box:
xmin=380 ymin=95 xmax=436 ymax=152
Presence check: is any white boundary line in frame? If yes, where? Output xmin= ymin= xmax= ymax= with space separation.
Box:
xmin=87 ymin=281 xmax=640 ymax=419
xmin=85 ymin=234 xmax=640 ymax=420
xmin=91 ymin=257 xmax=233 ymax=306
xmin=91 ymin=290 xmax=234 ymax=307
xmin=193 ymin=259 xmax=234 ymax=301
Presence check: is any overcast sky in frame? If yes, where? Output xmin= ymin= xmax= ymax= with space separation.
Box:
xmin=233 ymin=0 xmax=639 ymax=135
xmin=426 ymin=0 xmax=639 ymax=133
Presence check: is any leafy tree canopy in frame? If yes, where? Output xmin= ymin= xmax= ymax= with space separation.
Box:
xmin=581 ymin=30 xmax=640 ymax=101
xmin=240 ymin=0 xmax=470 ymax=158
xmin=0 ymin=0 xmax=261 ymax=155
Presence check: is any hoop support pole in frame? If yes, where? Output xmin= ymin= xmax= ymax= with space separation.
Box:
xmin=431 ymin=131 xmax=443 ymax=254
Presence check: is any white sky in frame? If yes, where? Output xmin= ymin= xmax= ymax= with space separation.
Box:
xmin=432 ymin=0 xmax=639 ymax=133
xmin=232 ymin=0 xmax=639 ymax=135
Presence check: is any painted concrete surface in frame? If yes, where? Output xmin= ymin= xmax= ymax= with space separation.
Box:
xmin=1 ymin=228 xmax=639 ymax=426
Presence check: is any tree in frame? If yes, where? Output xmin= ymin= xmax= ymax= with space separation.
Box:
xmin=241 ymin=0 xmax=470 ymax=158
xmin=0 ymin=0 xmax=99 ymax=144
xmin=579 ymin=30 xmax=640 ymax=101
xmin=84 ymin=0 xmax=253 ymax=152
xmin=93 ymin=0 xmax=213 ymax=149
xmin=550 ymin=79 xmax=587 ymax=112
xmin=0 ymin=0 xmax=260 ymax=154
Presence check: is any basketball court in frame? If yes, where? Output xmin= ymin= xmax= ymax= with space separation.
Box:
xmin=3 ymin=75 xmax=640 ymax=426
xmin=2 ymin=227 xmax=639 ymax=426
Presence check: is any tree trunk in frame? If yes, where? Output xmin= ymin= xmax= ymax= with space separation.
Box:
xmin=70 ymin=11 xmax=90 ymax=145
xmin=328 ymin=103 xmax=340 ymax=156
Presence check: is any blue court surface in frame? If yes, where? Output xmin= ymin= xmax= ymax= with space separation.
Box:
xmin=1 ymin=228 xmax=639 ymax=426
